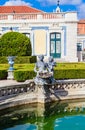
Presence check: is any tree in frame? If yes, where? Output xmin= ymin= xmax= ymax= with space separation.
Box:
xmin=0 ymin=32 xmax=32 ymax=56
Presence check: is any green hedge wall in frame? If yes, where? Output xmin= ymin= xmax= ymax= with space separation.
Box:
xmin=0 ymin=70 xmax=7 ymax=80
xmin=14 ymin=70 xmax=36 ymax=82
xmin=15 ymin=56 xmax=37 ymax=64
xmin=1 ymin=65 xmax=85 ymax=81
xmin=0 ymin=56 xmax=36 ymax=64
xmin=54 ymin=68 xmax=85 ymax=79
xmin=14 ymin=68 xmax=85 ymax=82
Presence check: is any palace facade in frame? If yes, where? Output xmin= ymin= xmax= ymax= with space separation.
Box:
xmin=0 ymin=5 xmax=84 ymax=62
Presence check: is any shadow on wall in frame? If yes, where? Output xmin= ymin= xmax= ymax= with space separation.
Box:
xmin=43 ymin=84 xmax=68 ymax=101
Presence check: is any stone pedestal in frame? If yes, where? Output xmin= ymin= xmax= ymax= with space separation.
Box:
xmin=37 ymin=85 xmax=45 ymax=103
xmin=36 ymin=85 xmax=52 ymax=103
xmin=7 ymin=70 xmax=14 ymax=80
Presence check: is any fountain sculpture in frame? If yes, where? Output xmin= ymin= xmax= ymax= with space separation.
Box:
xmin=34 ymin=55 xmax=56 ymax=85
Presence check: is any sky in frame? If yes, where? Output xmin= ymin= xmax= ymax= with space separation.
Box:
xmin=0 ymin=0 xmax=85 ymax=19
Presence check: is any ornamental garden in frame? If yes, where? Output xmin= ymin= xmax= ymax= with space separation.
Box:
xmin=0 ymin=31 xmax=85 ymax=82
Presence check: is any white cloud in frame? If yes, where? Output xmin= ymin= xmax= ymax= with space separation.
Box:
xmin=4 ymin=0 xmax=32 ymax=6
xmin=37 ymin=0 xmax=82 ymax=5
xmin=61 ymin=0 xmax=82 ymax=5
xmin=77 ymin=3 xmax=85 ymax=19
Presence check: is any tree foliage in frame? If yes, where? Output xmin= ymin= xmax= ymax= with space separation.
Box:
xmin=0 ymin=32 xmax=32 ymax=56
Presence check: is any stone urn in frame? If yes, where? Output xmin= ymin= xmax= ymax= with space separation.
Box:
xmin=7 ymin=56 xmax=15 ymax=70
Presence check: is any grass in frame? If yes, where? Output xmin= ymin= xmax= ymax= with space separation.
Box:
xmin=0 ymin=62 xmax=85 ymax=70
xmin=0 ymin=63 xmax=35 ymax=70
xmin=56 ymin=62 xmax=85 ymax=69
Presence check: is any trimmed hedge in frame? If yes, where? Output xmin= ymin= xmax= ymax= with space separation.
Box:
xmin=0 ymin=70 xmax=8 ymax=80
xmin=1 ymin=68 xmax=85 ymax=81
xmin=1 ymin=63 xmax=85 ymax=81
xmin=54 ymin=68 xmax=85 ymax=79
xmin=0 ymin=56 xmax=36 ymax=64
xmin=14 ymin=70 xmax=36 ymax=82
xmin=15 ymin=56 xmax=37 ymax=64
xmin=14 ymin=68 xmax=85 ymax=82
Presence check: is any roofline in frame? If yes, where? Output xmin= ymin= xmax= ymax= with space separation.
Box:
xmin=0 ymin=5 xmax=44 ymax=13
xmin=78 ymin=19 xmax=85 ymax=23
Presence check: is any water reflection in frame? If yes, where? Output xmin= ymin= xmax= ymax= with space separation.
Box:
xmin=0 ymin=99 xmax=85 ymax=130
xmin=5 ymin=124 xmax=37 ymax=130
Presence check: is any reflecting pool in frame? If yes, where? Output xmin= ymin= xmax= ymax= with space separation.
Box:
xmin=0 ymin=99 xmax=85 ymax=130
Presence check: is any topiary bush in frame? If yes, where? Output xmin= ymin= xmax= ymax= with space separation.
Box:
xmin=0 ymin=56 xmax=8 ymax=63
xmin=0 ymin=32 xmax=32 ymax=56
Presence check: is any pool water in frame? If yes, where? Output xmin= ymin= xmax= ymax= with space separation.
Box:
xmin=5 ymin=124 xmax=37 ymax=130
xmin=0 ymin=99 xmax=85 ymax=130
xmin=55 ymin=115 xmax=85 ymax=130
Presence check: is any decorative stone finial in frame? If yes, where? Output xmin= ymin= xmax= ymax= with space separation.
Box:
xmin=56 ymin=0 xmax=61 ymax=13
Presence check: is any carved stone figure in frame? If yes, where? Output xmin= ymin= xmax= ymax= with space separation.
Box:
xmin=47 ymin=56 xmax=56 ymax=84
xmin=48 ymin=56 xmax=56 ymax=74
xmin=34 ymin=55 xmax=56 ymax=85
xmin=34 ymin=55 xmax=47 ymax=77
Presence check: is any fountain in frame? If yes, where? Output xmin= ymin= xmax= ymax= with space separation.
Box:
xmin=34 ymin=55 xmax=56 ymax=102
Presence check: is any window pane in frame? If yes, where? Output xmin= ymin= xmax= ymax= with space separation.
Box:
xmin=56 ymin=33 xmax=61 ymax=38
xmin=56 ymin=41 xmax=61 ymax=53
xmin=51 ymin=41 xmax=55 ymax=53
xmin=51 ymin=34 xmax=55 ymax=39
xmin=77 ymin=43 xmax=82 ymax=51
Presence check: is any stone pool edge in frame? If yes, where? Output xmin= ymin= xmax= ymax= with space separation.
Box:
xmin=0 ymin=79 xmax=85 ymax=110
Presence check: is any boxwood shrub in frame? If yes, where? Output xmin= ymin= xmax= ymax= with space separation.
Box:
xmin=0 ymin=70 xmax=8 ymax=80
xmin=0 ymin=57 xmax=8 ymax=64
xmin=1 ymin=63 xmax=85 ymax=81
xmin=0 ymin=32 xmax=32 ymax=56
xmin=14 ymin=70 xmax=36 ymax=82
xmin=15 ymin=56 xmax=37 ymax=64
xmin=54 ymin=68 xmax=85 ymax=79
xmin=14 ymin=68 xmax=85 ymax=82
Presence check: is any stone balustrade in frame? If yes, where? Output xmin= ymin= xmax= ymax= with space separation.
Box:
xmin=46 ymin=79 xmax=85 ymax=101
xmin=0 ymin=81 xmax=35 ymax=100
xmin=0 ymin=13 xmax=64 ymax=20
xmin=0 ymin=79 xmax=85 ymax=110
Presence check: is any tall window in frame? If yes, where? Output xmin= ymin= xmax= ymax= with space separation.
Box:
xmin=50 ymin=32 xmax=61 ymax=58
xmin=77 ymin=43 xmax=82 ymax=51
